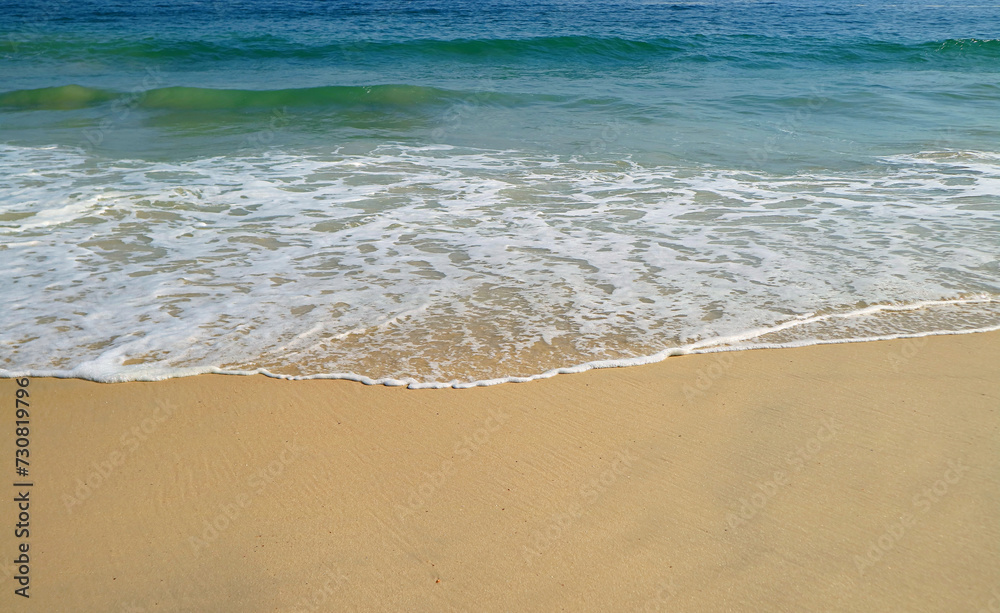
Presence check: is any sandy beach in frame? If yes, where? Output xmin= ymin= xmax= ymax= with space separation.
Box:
xmin=6 ymin=2 xmax=1000 ymax=611
xmin=2 ymin=331 xmax=998 ymax=612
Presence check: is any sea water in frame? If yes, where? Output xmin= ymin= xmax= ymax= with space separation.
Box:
xmin=1 ymin=0 xmax=998 ymax=386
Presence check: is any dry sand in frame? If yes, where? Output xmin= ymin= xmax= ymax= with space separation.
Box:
xmin=2 ymin=331 xmax=998 ymax=612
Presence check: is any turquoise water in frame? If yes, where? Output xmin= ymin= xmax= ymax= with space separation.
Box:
xmin=2 ymin=1 xmax=999 ymax=385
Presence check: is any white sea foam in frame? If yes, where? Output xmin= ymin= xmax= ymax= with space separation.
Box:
xmin=1 ymin=144 xmax=998 ymax=385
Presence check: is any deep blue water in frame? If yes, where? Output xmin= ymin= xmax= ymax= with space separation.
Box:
xmin=4 ymin=0 xmax=1000 ymax=166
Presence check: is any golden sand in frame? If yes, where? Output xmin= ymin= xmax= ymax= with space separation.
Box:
xmin=2 ymin=331 xmax=998 ymax=611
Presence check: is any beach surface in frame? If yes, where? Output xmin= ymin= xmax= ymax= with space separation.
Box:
xmin=2 ymin=331 xmax=998 ymax=612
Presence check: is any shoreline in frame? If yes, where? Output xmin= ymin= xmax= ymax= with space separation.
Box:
xmin=1 ymin=331 xmax=998 ymax=611
xmin=3 ymin=296 xmax=999 ymax=386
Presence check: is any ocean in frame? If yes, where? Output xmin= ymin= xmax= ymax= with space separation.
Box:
xmin=1 ymin=0 xmax=998 ymax=386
